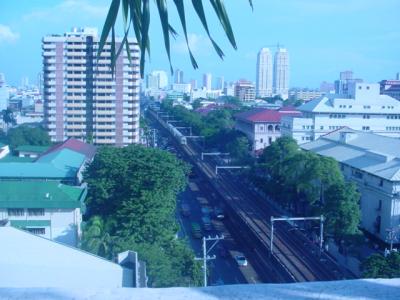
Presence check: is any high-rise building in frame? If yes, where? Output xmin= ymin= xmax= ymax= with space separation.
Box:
xmin=190 ymin=79 xmax=197 ymax=90
xmin=151 ymin=70 xmax=168 ymax=89
xmin=273 ymin=48 xmax=289 ymax=99
xmin=0 ymin=73 xmax=8 ymax=111
xmin=216 ymin=76 xmax=225 ymax=90
xmin=203 ymin=73 xmax=212 ymax=91
xmin=234 ymin=79 xmax=255 ymax=101
xmin=256 ymin=48 xmax=273 ymax=97
xmin=42 ymin=27 xmax=140 ymax=146
xmin=174 ymin=69 xmax=183 ymax=84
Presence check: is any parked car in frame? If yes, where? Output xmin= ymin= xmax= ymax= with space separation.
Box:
xmin=201 ymin=206 xmax=211 ymax=216
xmin=191 ymin=222 xmax=202 ymax=239
xmin=234 ymin=254 xmax=248 ymax=267
xmin=201 ymin=216 xmax=212 ymax=231
xmin=214 ymin=206 xmax=225 ymax=220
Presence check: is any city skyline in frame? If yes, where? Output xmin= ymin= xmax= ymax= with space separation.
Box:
xmin=1 ymin=0 xmax=400 ymax=88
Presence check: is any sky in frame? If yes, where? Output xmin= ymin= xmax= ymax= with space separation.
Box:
xmin=0 ymin=0 xmax=399 ymax=88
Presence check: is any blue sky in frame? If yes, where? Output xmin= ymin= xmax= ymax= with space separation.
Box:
xmin=0 ymin=0 xmax=399 ymax=88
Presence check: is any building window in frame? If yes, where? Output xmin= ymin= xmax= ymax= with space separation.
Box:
xmin=268 ymin=137 xmax=272 ymax=145
xmin=28 ymin=209 xmax=45 ymax=216
xmin=320 ymin=126 xmax=324 ymax=130
xmin=352 ymin=169 xmax=363 ymax=179
xmin=267 ymin=125 xmax=273 ymax=132
xmin=362 ymin=126 xmax=370 ymax=131
xmin=8 ymin=208 xmax=25 ymax=216
xmin=26 ymin=228 xmax=46 ymax=235
xmin=260 ymin=138 xmax=263 ymax=143
xmin=379 ymin=179 xmax=383 ymax=187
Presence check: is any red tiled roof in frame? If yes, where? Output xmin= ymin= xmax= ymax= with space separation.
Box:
xmin=235 ymin=107 xmax=301 ymax=123
xmin=38 ymin=138 xmax=97 ymax=161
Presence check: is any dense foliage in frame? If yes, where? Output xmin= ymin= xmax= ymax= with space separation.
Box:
xmin=255 ymin=136 xmax=361 ymax=241
xmin=161 ymin=100 xmax=252 ymax=163
xmin=362 ymin=252 xmax=400 ymax=278
xmin=82 ymin=145 xmax=202 ymax=287
xmin=0 ymin=124 xmax=51 ymax=150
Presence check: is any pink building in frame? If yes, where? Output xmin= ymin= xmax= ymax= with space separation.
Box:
xmin=235 ymin=106 xmax=301 ymax=151
xmin=42 ymin=27 xmax=140 ymax=146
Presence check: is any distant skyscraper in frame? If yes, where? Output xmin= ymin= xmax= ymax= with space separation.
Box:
xmin=234 ymin=79 xmax=255 ymax=101
xmin=42 ymin=27 xmax=140 ymax=146
xmin=151 ymin=70 xmax=168 ymax=89
xmin=273 ymin=48 xmax=289 ymax=99
xmin=174 ymin=69 xmax=184 ymax=84
xmin=256 ymin=48 xmax=273 ymax=97
xmin=21 ymin=76 xmax=29 ymax=88
xmin=216 ymin=76 xmax=225 ymax=90
xmin=190 ymin=79 xmax=197 ymax=90
xmin=203 ymin=73 xmax=212 ymax=90
xmin=146 ymin=73 xmax=159 ymax=89
xmin=0 ymin=73 xmax=5 ymax=87
xmin=0 ymin=74 xmax=8 ymax=111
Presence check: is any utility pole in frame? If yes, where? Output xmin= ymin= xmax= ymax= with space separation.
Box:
xmin=386 ymin=227 xmax=398 ymax=252
xmin=195 ymin=235 xmax=224 ymax=287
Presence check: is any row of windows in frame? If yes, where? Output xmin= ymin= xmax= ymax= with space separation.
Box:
xmin=302 ymin=125 xmax=314 ymax=130
xmin=386 ymin=115 xmax=400 ymax=119
xmin=27 ymin=228 xmax=46 ymax=235
xmin=386 ymin=127 xmax=400 ymax=131
xmin=329 ymin=114 xmax=346 ymax=119
xmin=328 ymin=126 xmax=342 ymax=130
xmin=338 ymin=105 xmax=353 ymax=108
xmin=8 ymin=208 xmax=45 ymax=216
xmin=301 ymin=136 xmax=313 ymax=141
xmin=362 ymin=126 xmax=370 ymax=130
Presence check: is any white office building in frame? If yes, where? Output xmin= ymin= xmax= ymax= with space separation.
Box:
xmin=282 ymin=83 xmax=400 ymax=144
xmin=256 ymin=48 xmax=273 ymax=97
xmin=203 ymin=73 xmax=212 ymax=91
xmin=273 ymin=48 xmax=290 ymax=99
xmin=43 ymin=27 xmax=140 ymax=146
xmin=302 ymin=128 xmax=400 ymax=242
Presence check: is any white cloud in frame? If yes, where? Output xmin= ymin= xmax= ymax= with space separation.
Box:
xmin=0 ymin=25 xmax=19 ymax=43
xmin=172 ymin=33 xmax=213 ymax=56
xmin=23 ymin=0 xmax=108 ymax=21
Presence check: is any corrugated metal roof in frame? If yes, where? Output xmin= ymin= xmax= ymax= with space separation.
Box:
xmin=301 ymin=128 xmax=400 ymax=181
xmin=0 ymin=149 xmax=85 ymax=179
xmin=235 ymin=107 xmax=301 ymax=123
xmin=0 ymin=181 xmax=85 ymax=208
xmin=15 ymin=145 xmax=50 ymax=153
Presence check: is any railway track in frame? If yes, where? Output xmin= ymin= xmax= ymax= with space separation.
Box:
xmin=148 ymin=109 xmax=351 ymax=283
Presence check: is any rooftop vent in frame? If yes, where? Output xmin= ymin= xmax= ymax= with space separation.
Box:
xmin=339 ymin=131 xmax=357 ymax=144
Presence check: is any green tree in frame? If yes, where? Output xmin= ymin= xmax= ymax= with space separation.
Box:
xmin=6 ymin=125 xmax=51 ymax=150
xmin=324 ymin=182 xmax=361 ymax=241
xmin=362 ymin=252 xmax=400 ymax=278
xmin=1 ymin=108 xmax=16 ymax=132
xmin=81 ymin=216 xmax=116 ymax=259
xmin=83 ymin=144 xmax=201 ymax=286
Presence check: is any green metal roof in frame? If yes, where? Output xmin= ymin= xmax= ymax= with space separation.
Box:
xmin=0 ymin=181 xmax=86 ymax=209
xmin=0 ymin=143 xmax=6 ymax=148
xmin=10 ymin=220 xmax=51 ymax=228
xmin=0 ymin=154 xmax=35 ymax=163
xmin=0 ymin=148 xmax=86 ymax=179
xmin=15 ymin=145 xmax=50 ymax=153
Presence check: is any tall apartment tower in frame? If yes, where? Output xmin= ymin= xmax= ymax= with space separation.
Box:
xmin=174 ymin=69 xmax=184 ymax=84
xmin=273 ymin=48 xmax=289 ymax=99
xmin=203 ymin=73 xmax=212 ymax=91
xmin=42 ymin=27 xmax=140 ymax=146
xmin=256 ymin=48 xmax=273 ymax=97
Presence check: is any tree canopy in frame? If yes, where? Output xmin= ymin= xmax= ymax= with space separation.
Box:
xmin=0 ymin=124 xmax=51 ymax=150
xmin=362 ymin=252 xmax=400 ymax=278
xmin=82 ymin=144 xmax=202 ymax=287
xmin=256 ymin=136 xmax=361 ymax=241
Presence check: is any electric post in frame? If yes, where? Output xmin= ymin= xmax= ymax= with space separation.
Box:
xmin=195 ymin=235 xmax=224 ymax=287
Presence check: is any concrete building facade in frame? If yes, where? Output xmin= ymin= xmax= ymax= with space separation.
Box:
xmin=273 ymin=48 xmax=289 ymax=99
xmin=234 ymin=80 xmax=256 ymax=102
xmin=281 ymin=83 xmax=400 ymax=144
xmin=43 ymin=27 xmax=140 ymax=146
xmin=256 ymin=48 xmax=273 ymax=97
xmin=301 ymin=128 xmax=400 ymax=242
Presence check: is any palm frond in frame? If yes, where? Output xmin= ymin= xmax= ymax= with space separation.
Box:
xmin=98 ymin=0 xmax=253 ymax=78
